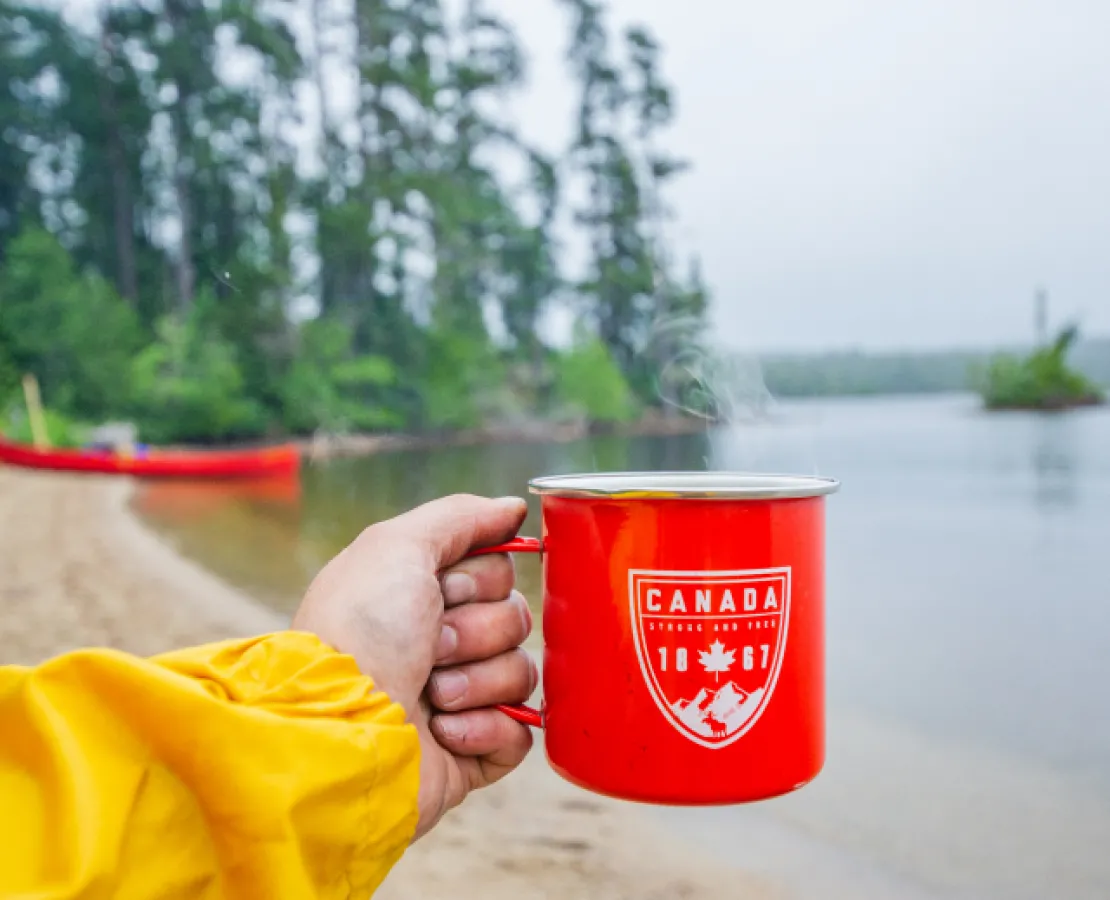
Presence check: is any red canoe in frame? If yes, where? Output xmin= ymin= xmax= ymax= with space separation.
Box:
xmin=0 ymin=436 xmax=300 ymax=480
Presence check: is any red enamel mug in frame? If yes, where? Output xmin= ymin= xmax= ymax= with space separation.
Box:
xmin=470 ymin=472 xmax=839 ymax=805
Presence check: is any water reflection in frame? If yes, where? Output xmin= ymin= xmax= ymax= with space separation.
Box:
xmin=135 ymin=397 xmax=1108 ymax=619
xmin=133 ymin=477 xmax=307 ymax=606
xmin=1030 ymin=414 xmax=1079 ymax=511
xmin=137 ymin=430 xmax=717 ymax=612
xmin=135 ymin=476 xmax=303 ymax=518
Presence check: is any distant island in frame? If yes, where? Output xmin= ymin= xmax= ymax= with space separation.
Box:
xmin=759 ymin=290 xmax=1107 ymax=410
xmin=980 ymin=325 xmax=1105 ymax=411
xmin=758 ymin=334 xmax=1109 ymax=403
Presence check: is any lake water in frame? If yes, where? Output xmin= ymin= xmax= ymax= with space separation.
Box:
xmin=138 ymin=394 xmax=1110 ymax=898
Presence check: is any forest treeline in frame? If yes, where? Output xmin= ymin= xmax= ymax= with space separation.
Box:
xmin=0 ymin=0 xmax=707 ymax=444
xmin=761 ymin=337 xmax=1109 ymax=399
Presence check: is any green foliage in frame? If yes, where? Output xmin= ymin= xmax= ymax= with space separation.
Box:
xmin=560 ymin=0 xmax=701 ymax=403
xmin=0 ymin=228 xmax=140 ymax=418
xmin=554 ymin=331 xmax=638 ymax=423
xmin=2 ymin=406 xmax=89 ymax=448
xmin=280 ymin=318 xmax=400 ymax=434
xmin=128 ymin=306 xmax=266 ymax=444
xmin=418 ymin=330 xmax=513 ymax=430
xmin=0 ymin=0 xmax=708 ymax=444
xmin=0 ymin=331 xmax=16 ymax=409
xmin=981 ymin=325 xmax=1104 ymax=410
xmin=0 ymin=0 xmax=55 ymax=262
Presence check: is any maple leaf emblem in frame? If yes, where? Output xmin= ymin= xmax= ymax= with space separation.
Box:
xmin=698 ymin=640 xmax=736 ymax=683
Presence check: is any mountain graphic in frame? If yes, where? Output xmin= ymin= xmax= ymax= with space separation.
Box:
xmin=671 ymin=682 xmax=766 ymax=739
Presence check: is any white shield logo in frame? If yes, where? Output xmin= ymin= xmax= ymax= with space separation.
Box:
xmin=629 ymin=568 xmax=791 ymax=750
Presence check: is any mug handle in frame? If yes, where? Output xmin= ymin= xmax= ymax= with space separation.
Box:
xmin=463 ymin=536 xmax=544 ymax=728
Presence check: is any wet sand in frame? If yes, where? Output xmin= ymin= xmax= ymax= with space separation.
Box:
xmin=0 ymin=467 xmax=778 ymax=899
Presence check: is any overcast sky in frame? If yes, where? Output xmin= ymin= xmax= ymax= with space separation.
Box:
xmin=491 ymin=0 xmax=1110 ymax=352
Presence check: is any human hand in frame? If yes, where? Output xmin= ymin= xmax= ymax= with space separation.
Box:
xmin=291 ymin=495 xmax=536 ymax=840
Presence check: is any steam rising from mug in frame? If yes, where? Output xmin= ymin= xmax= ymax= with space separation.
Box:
xmin=646 ymin=314 xmax=774 ymax=426
xmin=644 ymin=314 xmax=818 ymax=475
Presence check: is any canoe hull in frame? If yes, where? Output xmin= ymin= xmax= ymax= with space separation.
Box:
xmin=0 ymin=438 xmax=300 ymax=480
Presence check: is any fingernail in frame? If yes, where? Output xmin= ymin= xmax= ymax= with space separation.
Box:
xmin=435 ymin=715 xmax=465 ymax=741
xmin=442 ymin=573 xmax=477 ymax=605
xmin=526 ymin=651 xmax=539 ymax=695
xmin=495 ymin=496 xmax=527 ymax=510
xmin=433 ymin=669 xmax=469 ymax=706
xmin=435 ymin=624 xmax=458 ymax=662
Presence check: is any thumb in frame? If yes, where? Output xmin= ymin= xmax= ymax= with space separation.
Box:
xmin=391 ymin=494 xmax=528 ymax=569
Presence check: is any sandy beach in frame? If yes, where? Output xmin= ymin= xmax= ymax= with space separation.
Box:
xmin=0 ymin=466 xmax=778 ymax=899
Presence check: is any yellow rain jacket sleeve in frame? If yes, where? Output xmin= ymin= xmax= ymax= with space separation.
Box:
xmin=0 ymin=632 xmax=420 ymax=899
